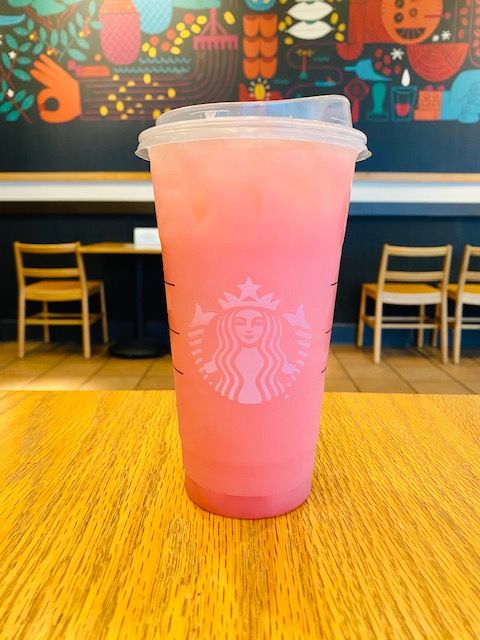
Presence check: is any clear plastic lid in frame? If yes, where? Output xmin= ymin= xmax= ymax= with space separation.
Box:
xmin=136 ymin=95 xmax=370 ymax=161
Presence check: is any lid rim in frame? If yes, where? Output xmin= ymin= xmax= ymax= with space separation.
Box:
xmin=138 ymin=116 xmax=367 ymax=143
xmin=136 ymin=95 xmax=369 ymax=161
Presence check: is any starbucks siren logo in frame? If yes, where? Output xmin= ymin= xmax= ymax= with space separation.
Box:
xmin=188 ymin=277 xmax=312 ymax=404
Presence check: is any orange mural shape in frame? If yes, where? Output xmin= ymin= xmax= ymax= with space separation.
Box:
xmin=31 ymin=55 xmax=82 ymax=124
xmin=414 ymin=88 xmax=443 ymax=120
xmin=242 ymin=14 xmax=279 ymax=82
xmin=407 ymin=43 xmax=469 ymax=82
xmin=259 ymin=14 xmax=278 ymax=39
xmin=260 ymin=56 xmax=277 ymax=79
xmin=260 ymin=37 xmax=278 ymax=58
xmin=338 ymin=0 xmax=444 ymax=60
xmin=243 ymin=37 xmax=261 ymax=57
xmin=381 ymin=0 xmax=443 ymax=45
xmin=243 ymin=15 xmax=260 ymax=37
xmin=243 ymin=57 xmax=261 ymax=79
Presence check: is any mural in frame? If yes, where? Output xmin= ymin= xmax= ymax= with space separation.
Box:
xmin=0 ymin=0 xmax=479 ymax=168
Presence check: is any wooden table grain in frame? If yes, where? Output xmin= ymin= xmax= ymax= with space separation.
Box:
xmin=0 ymin=391 xmax=479 ymax=640
xmin=79 ymin=242 xmax=162 ymax=255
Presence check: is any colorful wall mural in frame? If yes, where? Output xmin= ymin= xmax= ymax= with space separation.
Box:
xmin=0 ymin=0 xmax=479 ymax=172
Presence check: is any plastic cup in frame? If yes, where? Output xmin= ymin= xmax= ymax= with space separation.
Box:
xmin=136 ymin=96 xmax=369 ymax=519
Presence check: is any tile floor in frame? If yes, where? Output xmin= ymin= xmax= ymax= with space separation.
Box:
xmin=0 ymin=341 xmax=478 ymax=394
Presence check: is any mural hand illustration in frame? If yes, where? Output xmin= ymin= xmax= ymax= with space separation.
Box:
xmin=441 ymin=70 xmax=480 ymax=124
xmin=31 ymin=54 xmax=81 ymax=123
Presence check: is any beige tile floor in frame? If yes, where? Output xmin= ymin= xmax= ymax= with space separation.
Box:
xmin=0 ymin=341 xmax=478 ymax=394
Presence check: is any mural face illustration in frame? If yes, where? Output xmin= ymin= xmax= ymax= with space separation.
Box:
xmin=233 ymin=309 xmax=266 ymax=346
xmin=382 ymin=0 xmax=443 ymax=44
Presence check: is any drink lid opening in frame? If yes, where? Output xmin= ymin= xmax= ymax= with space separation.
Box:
xmin=136 ymin=95 xmax=370 ymax=162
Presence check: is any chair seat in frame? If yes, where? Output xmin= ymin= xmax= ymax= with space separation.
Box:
xmin=447 ymin=283 xmax=480 ymax=304
xmin=25 ymin=280 xmax=102 ymax=301
xmin=363 ymin=282 xmax=442 ymax=304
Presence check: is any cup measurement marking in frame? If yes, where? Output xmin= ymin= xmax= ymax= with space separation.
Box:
xmin=164 ymin=278 xmax=183 ymax=373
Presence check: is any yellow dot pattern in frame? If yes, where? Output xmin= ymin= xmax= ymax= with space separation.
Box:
xmin=167 ymin=87 xmax=176 ymax=98
xmin=224 ymin=11 xmax=235 ymax=25
xmin=99 ymin=105 xmax=108 ymax=116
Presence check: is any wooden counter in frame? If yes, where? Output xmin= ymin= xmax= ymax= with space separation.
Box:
xmin=0 ymin=391 xmax=479 ymax=639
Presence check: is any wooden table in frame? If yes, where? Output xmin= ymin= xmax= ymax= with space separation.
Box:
xmin=0 ymin=391 xmax=479 ymax=639
xmin=80 ymin=242 xmax=165 ymax=358
xmin=79 ymin=242 xmax=162 ymax=256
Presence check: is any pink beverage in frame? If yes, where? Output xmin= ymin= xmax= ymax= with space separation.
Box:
xmin=137 ymin=97 xmax=369 ymax=518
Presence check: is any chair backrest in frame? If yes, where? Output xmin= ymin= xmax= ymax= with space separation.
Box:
xmin=377 ymin=244 xmax=452 ymax=291
xmin=14 ymin=242 xmax=87 ymax=290
xmin=457 ymin=245 xmax=480 ymax=289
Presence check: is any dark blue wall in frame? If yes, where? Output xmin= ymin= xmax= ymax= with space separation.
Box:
xmin=1 ymin=201 xmax=479 ymax=347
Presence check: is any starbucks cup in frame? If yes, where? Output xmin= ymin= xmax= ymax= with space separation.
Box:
xmin=136 ymin=96 xmax=369 ymax=518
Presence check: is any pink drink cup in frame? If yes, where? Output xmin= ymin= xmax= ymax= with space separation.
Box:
xmin=137 ymin=98 xmax=369 ymax=518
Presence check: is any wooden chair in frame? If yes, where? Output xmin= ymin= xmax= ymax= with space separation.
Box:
xmin=447 ymin=245 xmax=480 ymax=364
xmin=357 ymin=244 xmax=452 ymax=364
xmin=14 ymin=242 xmax=108 ymax=359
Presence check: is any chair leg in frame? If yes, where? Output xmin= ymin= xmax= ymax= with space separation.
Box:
xmin=17 ymin=294 xmax=26 ymax=359
xmin=373 ymin=299 xmax=383 ymax=365
xmin=357 ymin=287 xmax=366 ymax=348
xmin=417 ymin=304 xmax=425 ymax=348
xmin=431 ymin=304 xmax=439 ymax=348
xmin=81 ymin=295 xmax=91 ymax=359
xmin=453 ymin=301 xmax=463 ymax=365
xmin=99 ymin=284 xmax=109 ymax=344
xmin=42 ymin=301 xmax=50 ymax=343
xmin=440 ymin=295 xmax=449 ymax=365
